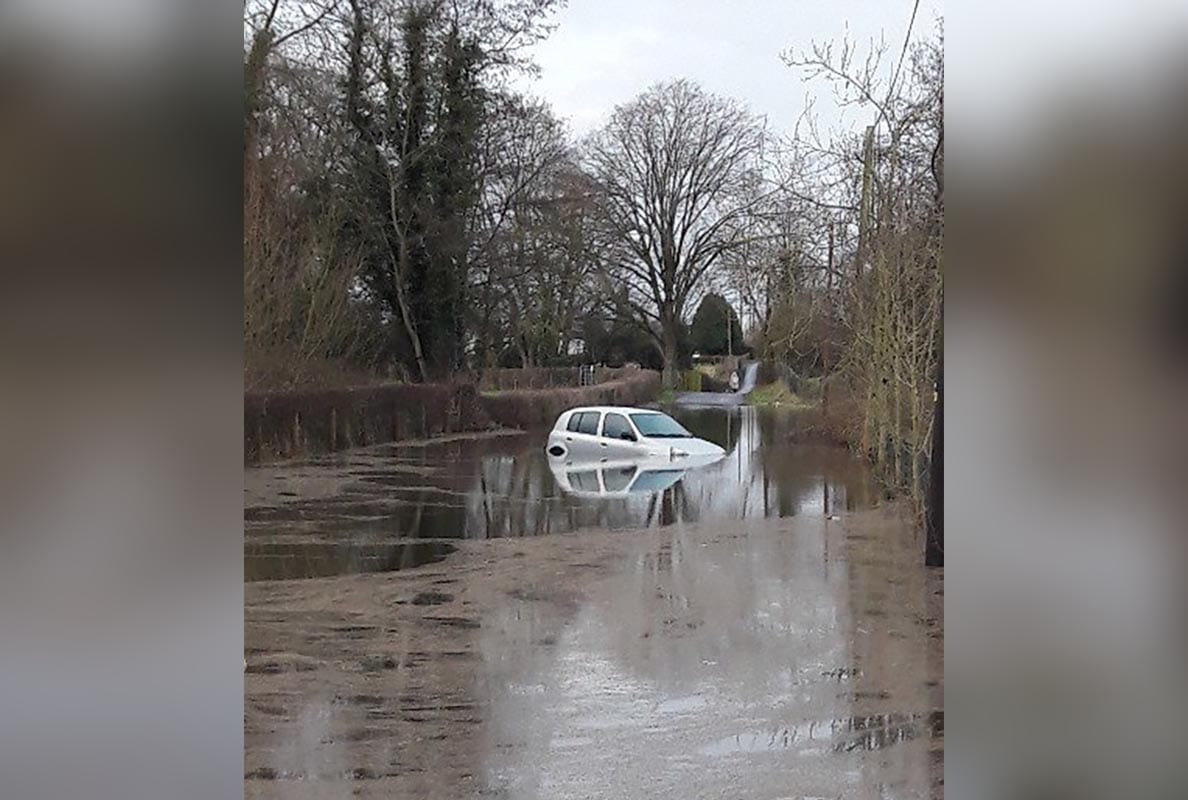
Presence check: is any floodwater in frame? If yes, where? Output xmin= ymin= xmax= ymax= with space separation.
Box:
xmin=244 ymin=406 xmax=943 ymax=799
xmin=244 ymin=406 xmax=877 ymax=580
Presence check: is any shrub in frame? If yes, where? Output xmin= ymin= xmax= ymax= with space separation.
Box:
xmin=245 ymin=382 xmax=493 ymax=463
xmin=479 ymin=369 xmax=662 ymax=428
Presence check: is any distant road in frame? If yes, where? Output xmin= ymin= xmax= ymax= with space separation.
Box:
xmin=674 ymin=361 xmax=758 ymax=407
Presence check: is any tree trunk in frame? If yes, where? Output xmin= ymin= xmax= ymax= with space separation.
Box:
xmin=387 ymin=178 xmax=429 ymax=382
xmin=661 ymin=323 xmax=680 ymax=389
xmin=925 ymin=358 xmax=943 ymax=567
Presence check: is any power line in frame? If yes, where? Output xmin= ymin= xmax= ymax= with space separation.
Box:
xmin=888 ymin=0 xmax=922 ymax=102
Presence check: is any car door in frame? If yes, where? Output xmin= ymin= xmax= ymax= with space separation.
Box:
xmin=563 ymin=410 xmax=603 ymax=459
xmin=600 ymin=411 xmax=645 ymax=458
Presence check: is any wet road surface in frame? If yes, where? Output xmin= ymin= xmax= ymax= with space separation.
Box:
xmin=245 ymin=407 xmax=943 ymax=798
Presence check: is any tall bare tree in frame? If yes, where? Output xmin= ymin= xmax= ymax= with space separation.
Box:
xmin=470 ymin=97 xmax=576 ymax=366
xmin=781 ymin=28 xmax=944 ymax=525
xmin=244 ymin=0 xmax=341 ymax=155
xmin=585 ymin=80 xmax=764 ymax=387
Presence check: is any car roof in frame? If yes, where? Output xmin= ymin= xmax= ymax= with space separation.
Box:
xmin=563 ymin=406 xmax=662 ymax=416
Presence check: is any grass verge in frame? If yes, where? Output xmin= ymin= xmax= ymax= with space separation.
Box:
xmin=746 ymin=381 xmax=817 ymax=409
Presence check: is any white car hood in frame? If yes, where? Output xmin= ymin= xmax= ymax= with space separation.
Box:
xmin=639 ymin=436 xmax=725 ymax=463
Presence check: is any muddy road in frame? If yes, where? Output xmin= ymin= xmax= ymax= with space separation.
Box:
xmin=245 ymin=407 xmax=943 ymax=799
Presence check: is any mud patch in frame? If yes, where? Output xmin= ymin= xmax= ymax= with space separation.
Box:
xmin=851 ymin=690 xmax=892 ymax=701
xmin=420 ymin=615 xmax=481 ymax=630
xmin=245 ymin=541 xmax=456 ymax=581
xmin=358 ymin=654 xmax=400 ymax=671
xmin=244 ymin=653 xmax=322 ymax=674
xmin=410 ymin=590 xmax=454 ymax=606
xmin=504 ymin=587 xmax=550 ymax=602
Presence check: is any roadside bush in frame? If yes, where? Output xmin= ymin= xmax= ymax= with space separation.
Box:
xmin=479 ymin=369 xmax=662 ymax=428
xmin=245 ymin=382 xmax=493 ymax=463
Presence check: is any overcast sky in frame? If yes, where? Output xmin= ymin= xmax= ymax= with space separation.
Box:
xmin=513 ymin=0 xmax=944 ymax=139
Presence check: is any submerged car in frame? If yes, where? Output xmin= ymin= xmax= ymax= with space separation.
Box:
xmin=545 ymin=406 xmax=726 ymax=464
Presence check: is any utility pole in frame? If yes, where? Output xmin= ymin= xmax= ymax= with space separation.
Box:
xmin=857 ymin=125 xmax=875 ymax=455
xmin=857 ymin=125 xmax=875 ymax=286
xmin=925 ymin=356 xmax=943 ymax=567
xmin=726 ymin=294 xmax=732 ymax=359
xmin=822 ymin=218 xmax=834 ymax=420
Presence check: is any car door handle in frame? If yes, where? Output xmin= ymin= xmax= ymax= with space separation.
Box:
xmin=600 ymin=442 xmax=608 ymax=448
xmin=565 ymin=436 xmax=573 ymax=442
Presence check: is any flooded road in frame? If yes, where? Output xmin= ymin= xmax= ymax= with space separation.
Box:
xmin=245 ymin=406 xmax=942 ymax=798
xmin=245 ymin=407 xmax=878 ymax=580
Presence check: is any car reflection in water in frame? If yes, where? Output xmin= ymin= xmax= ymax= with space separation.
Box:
xmin=548 ymin=450 xmax=725 ymax=499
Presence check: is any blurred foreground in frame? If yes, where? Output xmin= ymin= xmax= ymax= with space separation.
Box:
xmin=948 ymin=4 xmax=1188 ymax=795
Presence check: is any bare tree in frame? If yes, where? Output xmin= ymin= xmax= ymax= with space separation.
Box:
xmin=781 ymin=27 xmax=944 ymax=523
xmin=244 ymin=0 xmax=341 ymax=153
xmin=470 ymin=98 xmax=596 ymax=366
xmin=244 ymin=0 xmax=389 ymax=387
xmin=585 ymin=80 xmax=764 ymax=388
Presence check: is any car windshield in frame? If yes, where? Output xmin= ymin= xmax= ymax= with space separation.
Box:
xmin=629 ymin=413 xmax=692 ymax=438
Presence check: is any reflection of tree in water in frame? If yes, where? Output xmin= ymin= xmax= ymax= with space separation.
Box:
xmin=472 ymin=449 xmax=561 ymax=538
xmin=679 ymin=408 xmax=741 ymax=452
xmin=644 ymin=484 xmax=679 ymax=527
xmin=672 ymin=408 xmax=875 ymax=520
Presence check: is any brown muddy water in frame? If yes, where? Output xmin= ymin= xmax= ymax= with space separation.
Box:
xmin=245 ymin=406 xmax=943 ymax=799
xmin=244 ymin=407 xmax=878 ymax=581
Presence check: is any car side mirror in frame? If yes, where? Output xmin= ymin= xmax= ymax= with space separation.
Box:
xmin=620 ymin=431 xmax=637 ymax=442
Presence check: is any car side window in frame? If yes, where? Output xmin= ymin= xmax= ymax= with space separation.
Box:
xmin=566 ymin=413 xmax=582 ymax=433
xmin=576 ymin=412 xmax=600 ymax=435
xmin=602 ymin=413 xmax=633 ymax=440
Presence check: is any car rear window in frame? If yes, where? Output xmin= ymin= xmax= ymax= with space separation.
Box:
xmin=566 ymin=411 xmax=597 ymax=433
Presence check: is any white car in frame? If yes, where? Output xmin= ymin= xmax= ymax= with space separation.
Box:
xmin=545 ymin=406 xmax=726 ymax=463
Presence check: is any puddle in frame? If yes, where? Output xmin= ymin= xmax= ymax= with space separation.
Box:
xmin=244 ymin=541 xmax=456 ymax=581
